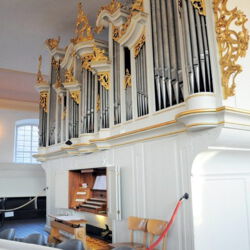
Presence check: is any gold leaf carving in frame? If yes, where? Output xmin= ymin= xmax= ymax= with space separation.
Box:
xmin=214 ymin=0 xmax=249 ymax=99
xmin=134 ymin=32 xmax=145 ymax=57
xmin=65 ymin=68 xmax=75 ymax=83
xmin=81 ymin=54 xmax=94 ymax=71
xmin=92 ymin=46 xmax=108 ymax=62
xmin=96 ymin=94 xmax=101 ymax=111
xmin=191 ymin=0 xmax=206 ymax=16
xmin=70 ymin=90 xmax=80 ymax=104
xmin=98 ymin=72 xmax=110 ymax=90
xmin=71 ymin=2 xmax=94 ymax=44
xmin=36 ymin=55 xmax=48 ymax=85
xmin=45 ymin=36 xmax=60 ymax=50
xmin=101 ymin=0 xmax=122 ymax=14
xmin=124 ymin=69 xmax=132 ymax=88
xmin=53 ymin=58 xmax=62 ymax=89
xmin=40 ymin=91 xmax=49 ymax=113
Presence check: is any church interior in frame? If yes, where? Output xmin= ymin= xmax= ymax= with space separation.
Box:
xmin=0 ymin=0 xmax=250 ymax=249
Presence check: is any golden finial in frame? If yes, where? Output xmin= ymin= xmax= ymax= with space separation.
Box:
xmin=71 ymin=2 xmax=94 ymax=44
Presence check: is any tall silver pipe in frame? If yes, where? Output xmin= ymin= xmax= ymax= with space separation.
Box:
xmin=194 ymin=10 xmax=206 ymax=91
xmin=201 ymin=16 xmax=213 ymax=92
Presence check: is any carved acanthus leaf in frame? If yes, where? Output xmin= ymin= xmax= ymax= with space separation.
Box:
xmin=213 ymin=0 xmax=249 ymax=99
xmin=134 ymin=32 xmax=145 ymax=57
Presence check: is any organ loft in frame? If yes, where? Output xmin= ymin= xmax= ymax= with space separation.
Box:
xmin=34 ymin=0 xmax=250 ymax=249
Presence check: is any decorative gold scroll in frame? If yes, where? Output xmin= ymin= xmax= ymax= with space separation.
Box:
xmin=70 ymin=90 xmax=80 ymax=104
xmin=92 ymin=46 xmax=108 ymax=62
xmin=124 ymin=69 xmax=132 ymax=88
xmin=98 ymin=72 xmax=110 ymax=90
xmin=112 ymin=0 xmax=144 ymax=42
xmin=213 ymin=0 xmax=249 ymax=99
xmin=134 ymin=32 xmax=145 ymax=57
xmin=191 ymin=0 xmax=206 ymax=16
xmin=45 ymin=36 xmax=60 ymax=50
xmin=65 ymin=68 xmax=75 ymax=83
xmin=71 ymin=2 xmax=94 ymax=44
xmin=40 ymin=91 xmax=49 ymax=113
xmin=96 ymin=94 xmax=101 ymax=111
xmin=81 ymin=53 xmax=94 ymax=70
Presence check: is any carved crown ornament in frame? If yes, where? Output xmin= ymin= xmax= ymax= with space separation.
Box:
xmin=112 ymin=0 xmax=144 ymax=42
xmin=213 ymin=0 xmax=249 ymax=99
xmin=45 ymin=36 xmax=60 ymax=50
xmin=71 ymin=2 xmax=94 ymax=44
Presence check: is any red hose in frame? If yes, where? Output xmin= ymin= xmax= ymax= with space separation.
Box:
xmin=147 ymin=200 xmax=183 ymax=250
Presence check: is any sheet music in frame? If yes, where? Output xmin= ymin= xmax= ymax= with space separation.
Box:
xmin=93 ymin=175 xmax=106 ymax=190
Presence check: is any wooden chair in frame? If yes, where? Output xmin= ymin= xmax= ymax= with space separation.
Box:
xmin=147 ymin=219 xmax=168 ymax=250
xmin=110 ymin=216 xmax=148 ymax=249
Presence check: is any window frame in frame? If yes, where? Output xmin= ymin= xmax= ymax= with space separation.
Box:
xmin=14 ymin=119 xmax=39 ymax=164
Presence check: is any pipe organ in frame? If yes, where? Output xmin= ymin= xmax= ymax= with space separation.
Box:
xmin=35 ymin=0 xmax=216 ymax=149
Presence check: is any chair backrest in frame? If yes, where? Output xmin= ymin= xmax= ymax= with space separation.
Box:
xmin=127 ymin=216 xmax=148 ymax=245
xmin=0 ymin=228 xmax=15 ymax=240
xmin=23 ymin=233 xmax=45 ymax=245
xmin=147 ymin=219 xmax=168 ymax=250
xmin=56 ymin=239 xmax=84 ymax=250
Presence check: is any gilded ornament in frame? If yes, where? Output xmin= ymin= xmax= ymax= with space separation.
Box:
xmin=124 ymin=69 xmax=132 ymax=88
xmin=134 ymin=32 xmax=145 ymax=57
xmin=94 ymin=25 xmax=104 ymax=34
xmin=61 ymin=108 xmax=67 ymax=120
xmin=36 ymin=55 xmax=47 ymax=85
xmin=96 ymin=94 xmax=101 ymax=111
xmin=191 ymin=0 xmax=206 ymax=16
xmin=81 ymin=54 xmax=94 ymax=71
xmin=54 ymin=59 xmax=62 ymax=88
xmin=98 ymin=72 xmax=110 ymax=90
xmin=213 ymin=0 xmax=249 ymax=99
xmin=40 ymin=91 xmax=49 ymax=113
xmin=101 ymin=0 xmax=122 ymax=14
xmin=112 ymin=0 xmax=144 ymax=41
xmin=71 ymin=2 xmax=94 ymax=44
xmin=45 ymin=36 xmax=60 ymax=50
xmin=65 ymin=68 xmax=75 ymax=83
xmin=70 ymin=90 xmax=81 ymax=104
xmin=92 ymin=46 xmax=108 ymax=62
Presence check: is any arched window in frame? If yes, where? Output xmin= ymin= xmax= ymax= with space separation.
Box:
xmin=14 ymin=119 xmax=39 ymax=164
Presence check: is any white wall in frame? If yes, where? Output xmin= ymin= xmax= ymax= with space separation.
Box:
xmin=0 ymin=102 xmax=46 ymax=197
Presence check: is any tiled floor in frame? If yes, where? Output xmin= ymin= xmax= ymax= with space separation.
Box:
xmin=0 ymin=218 xmax=48 ymax=239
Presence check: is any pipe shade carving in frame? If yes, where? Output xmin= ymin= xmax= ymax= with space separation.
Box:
xmin=213 ymin=0 xmax=249 ymax=99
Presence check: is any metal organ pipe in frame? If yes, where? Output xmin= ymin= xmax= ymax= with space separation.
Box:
xmin=150 ymin=0 xmax=184 ymax=111
xmin=180 ymin=0 xmax=213 ymax=94
xmin=113 ymin=41 xmax=121 ymax=125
